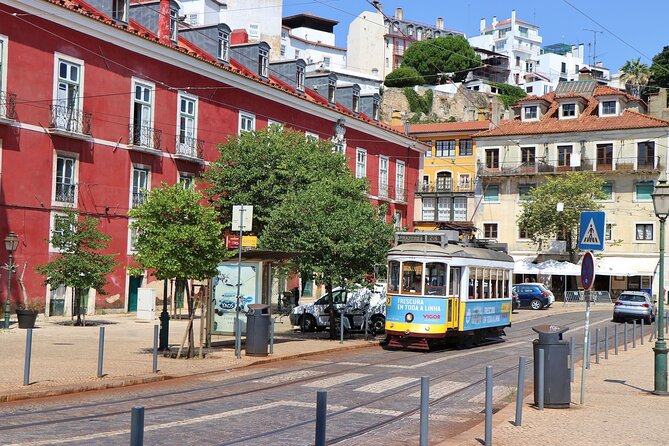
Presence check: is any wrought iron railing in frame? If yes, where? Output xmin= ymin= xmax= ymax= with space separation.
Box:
xmin=416 ymin=179 xmax=474 ymax=193
xmin=477 ymin=156 xmax=662 ymax=176
xmin=132 ymin=191 xmax=148 ymax=208
xmin=0 ymin=91 xmax=16 ymax=120
xmin=129 ymin=124 xmax=162 ymax=150
xmin=175 ymin=135 xmax=204 ymax=159
xmin=55 ymin=183 xmax=76 ymax=203
xmin=49 ymin=104 xmax=92 ymax=135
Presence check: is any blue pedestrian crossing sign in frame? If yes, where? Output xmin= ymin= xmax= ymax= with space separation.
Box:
xmin=578 ymin=211 xmax=606 ymax=251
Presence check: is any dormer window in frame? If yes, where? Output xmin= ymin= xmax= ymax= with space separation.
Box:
xmin=372 ymin=98 xmax=379 ymax=121
xmin=352 ymin=89 xmax=360 ymax=113
xmin=169 ymin=8 xmax=178 ymax=43
xmin=296 ymin=65 xmax=305 ymax=92
xmin=218 ymin=30 xmax=230 ymax=61
xmin=258 ymin=48 xmax=269 ymax=78
xmin=328 ymin=79 xmax=336 ymax=103
xmin=112 ymin=0 xmax=128 ymax=22
xmin=602 ymin=100 xmax=617 ymax=115
xmin=562 ymin=103 xmax=576 ymax=118
xmin=524 ymin=105 xmax=538 ymax=120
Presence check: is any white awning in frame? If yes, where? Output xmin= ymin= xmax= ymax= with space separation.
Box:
xmin=594 ymin=256 xmax=658 ymax=277
xmin=514 ymin=258 xmax=580 ymax=276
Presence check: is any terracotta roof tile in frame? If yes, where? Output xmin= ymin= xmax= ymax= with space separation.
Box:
xmin=398 ymin=121 xmax=492 ymax=134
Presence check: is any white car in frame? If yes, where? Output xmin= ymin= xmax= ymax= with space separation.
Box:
xmin=289 ymin=284 xmax=387 ymax=334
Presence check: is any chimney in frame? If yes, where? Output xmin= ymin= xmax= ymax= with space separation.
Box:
xmin=578 ymin=67 xmax=593 ymax=81
xmin=391 ymin=110 xmax=403 ymax=126
xmin=372 ymin=1 xmax=382 ymax=12
xmin=492 ymin=16 xmax=497 ymax=27
xmin=231 ymin=29 xmax=249 ymax=45
xmin=395 ymin=7 xmax=403 ymax=20
xmin=480 ymin=18 xmax=486 ymax=33
xmin=436 ymin=17 xmax=444 ymax=30
xmin=157 ymin=0 xmax=171 ymax=45
xmin=511 ymin=9 xmax=516 ymax=27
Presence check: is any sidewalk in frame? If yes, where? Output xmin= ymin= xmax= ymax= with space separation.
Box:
xmin=445 ymin=324 xmax=666 ymax=445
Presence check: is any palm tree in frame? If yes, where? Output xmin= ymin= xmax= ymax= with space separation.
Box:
xmin=620 ymin=58 xmax=650 ymax=98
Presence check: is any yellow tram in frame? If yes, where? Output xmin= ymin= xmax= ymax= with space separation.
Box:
xmin=385 ymin=231 xmax=515 ymax=350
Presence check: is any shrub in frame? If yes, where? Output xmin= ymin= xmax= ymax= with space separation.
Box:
xmin=384 ymin=67 xmax=425 ymax=88
xmin=404 ymin=88 xmax=433 ymax=115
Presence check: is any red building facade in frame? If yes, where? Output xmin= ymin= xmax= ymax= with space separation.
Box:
xmin=0 ymin=0 xmax=424 ymax=313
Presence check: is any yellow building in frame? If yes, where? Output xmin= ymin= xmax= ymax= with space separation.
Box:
xmin=398 ymin=121 xmax=491 ymax=233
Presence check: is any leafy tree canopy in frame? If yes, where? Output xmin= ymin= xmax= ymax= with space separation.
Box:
xmin=650 ymin=46 xmax=669 ymax=89
xmin=384 ymin=66 xmax=425 ymax=88
xmin=35 ymin=209 xmax=116 ymax=293
xmin=401 ymin=36 xmax=481 ymax=84
xmin=129 ymin=183 xmax=227 ymax=280
xmin=489 ymin=82 xmax=527 ymax=108
xmin=517 ymin=172 xmax=606 ymax=262
xmin=203 ymin=126 xmax=351 ymax=236
xmin=620 ymin=58 xmax=650 ymax=98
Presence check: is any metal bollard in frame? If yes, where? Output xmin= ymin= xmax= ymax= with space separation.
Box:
xmin=515 ymin=356 xmax=526 ymax=426
xmin=339 ymin=314 xmax=344 ymax=344
xmin=23 ymin=328 xmax=33 ymax=386
xmin=420 ymin=376 xmax=429 ymax=446
xmin=152 ymin=324 xmax=159 ymax=373
xmin=364 ymin=310 xmax=368 ymax=341
xmin=130 ymin=406 xmax=145 ymax=446
xmin=569 ymin=337 xmax=575 ymax=383
xmin=315 ymin=390 xmax=327 ymax=446
xmin=624 ymin=322 xmax=628 ymax=351
xmin=633 ymin=320 xmax=637 ymax=348
xmin=595 ymin=328 xmax=600 ymax=364
xmin=604 ymin=326 xmax=609 ymax=360
xmin=615 ymin=324 xmax=619 ymax=355
xmin=641 ymin=319 xmax=644 ymax=345
xmin=97 ymin=326 xmax=105 ymax=378
xmin=537 ymin=349 xmax=545 ymax=411
xmin=485 ymin=366 xmax=493 ymax=446
xmin=269 ymin=319 xmax=275 ymax=355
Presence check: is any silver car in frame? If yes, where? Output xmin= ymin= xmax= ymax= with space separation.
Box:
xmin=613 ymin=291 xmax=656 ymax=323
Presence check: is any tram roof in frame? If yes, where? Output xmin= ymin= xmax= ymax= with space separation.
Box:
xmin=388 ymin=243 xmax=514 ymax=263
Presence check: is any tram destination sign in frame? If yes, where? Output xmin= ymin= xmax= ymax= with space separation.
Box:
xmin=396 ymin=231 xmax=459 ymax=246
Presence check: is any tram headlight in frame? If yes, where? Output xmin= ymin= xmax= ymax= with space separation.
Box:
xmin=424 ymin=326 xmax=430 ymax=332
xmin=405 ymin=313 xmax=414 ymax=323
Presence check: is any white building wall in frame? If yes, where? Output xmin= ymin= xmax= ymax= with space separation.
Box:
xmin=222 ymin=0 xmax=283 ymax=58
xmin=347 ymin=9 xmax=386 ymax=77
xmin=289 ymin=27 xmax=335 ymax=46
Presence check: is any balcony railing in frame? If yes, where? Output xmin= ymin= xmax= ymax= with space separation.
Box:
xmin=55 ymin=183 xmax=76 ymax=203
xmin=132 ymin=190 xmax=148 ymax=208
xmin=129 ymin=124 xmax=162 ymax=152
xmin=0 ymin=91 xmax=17 ymax=121
xmin=175 ymin=136 xmax=204 ymax=160
xmin=416 ymin=179 xmax=474 ymax=193
xmin=477 ymin=156 xmax=662 ymax=176
xmin=49 ymin=105 xmax=92 ymax=136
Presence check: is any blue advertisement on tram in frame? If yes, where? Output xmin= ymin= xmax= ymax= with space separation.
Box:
xmin=386 ymin=295 xmax=448 ymax=325
xmin=461 ymin=299 xmax=511 ymax=331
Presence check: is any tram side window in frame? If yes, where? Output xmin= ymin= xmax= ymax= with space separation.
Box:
xmin=468 ymin=268 xmax=477 ymax=299
xmin=450 ymin=267 xmax=461 ymax=297
xmin=425 ymin=262 xmax=446 ymax=296
xmin=388 ymin=261 xmax=401 ymax=293
xmin=402 ymin=261 xmax=423 ymax=294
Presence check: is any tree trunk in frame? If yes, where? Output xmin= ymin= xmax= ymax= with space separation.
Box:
xmin=186 ymin=280 xmax=194 ymax=358
xmin=74 ymin=288 xmax=83 ymax=326
xmin=326 ymin=280 xmax=335 ymax=340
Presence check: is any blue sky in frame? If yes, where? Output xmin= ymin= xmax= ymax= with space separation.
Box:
xmin=283 ymin=0 xmax=669 ymax=73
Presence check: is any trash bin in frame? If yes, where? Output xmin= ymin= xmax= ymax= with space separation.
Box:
xmin=246 ymin=304 xmax=270 ymax=357
xmin=532 ymin=324 xmax=571 ymax=409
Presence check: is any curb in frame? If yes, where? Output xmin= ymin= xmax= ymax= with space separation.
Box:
xmin=0 ymin=340 xmax=380 ymax=403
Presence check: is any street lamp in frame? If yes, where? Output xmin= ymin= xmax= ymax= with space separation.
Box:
xmin=4 ymin=232 xmax=19 ymax=329
xmin=652 ymin=179 xmax=669 ymax=395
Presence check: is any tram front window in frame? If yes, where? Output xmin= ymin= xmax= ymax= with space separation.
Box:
xmin=425 ymin=262 xmax=446 ymax=296
xmin=402 ymin=261 xmax=423 ymax=294
xmin=388 ymin=261 xmax=400 ymax=293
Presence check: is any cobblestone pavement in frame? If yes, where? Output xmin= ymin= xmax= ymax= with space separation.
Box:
xmin=0 ymin=306 xmax=616 ymax=445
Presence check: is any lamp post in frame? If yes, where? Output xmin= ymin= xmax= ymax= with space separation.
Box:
xmin=652 ymin=180 xmax=669 ymax=395
xmin=4 ymin=232 xmax=19 ymax=329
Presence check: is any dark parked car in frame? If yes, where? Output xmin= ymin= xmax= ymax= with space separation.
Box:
xmin=613 ymin=291 xmax=656 ymax=323
xmin=512 ymin=283 xmax=555 ymax=310
xmin=512 ymin=290 xmax=520 ymax=311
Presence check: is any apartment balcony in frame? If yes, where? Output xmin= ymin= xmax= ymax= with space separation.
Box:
xmin=54 ymin=183 xmax=76 ymax=204
xmin=131 ymin=191 xmax=148 ymax=208
xmin=376 ymin=184 xmax=408 ymax=203
xmin=415 ymin=178 xmax=474 ymax=194
xmin=47 ymin=105 xmax=92 ymax=140
xmin=0 ymin=92 xmax=17 ymax=124
xmin=477 ymin=156 xmax=662 ymax=177
xmin=174 ymin=136 xmax=205 ymax=162
xmin=128 ymin=124 xmax=162 ymax=154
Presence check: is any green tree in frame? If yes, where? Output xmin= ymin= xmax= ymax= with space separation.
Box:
xmin=620 ymin=58 xmax=650 ymax=98
xmin=489 ymin=82 xmax=527 ymax=108
xmin=517 ymin=172 xmax=607 ymax=263
xmin=401 ymin=36 xmax=481 ymax=84
xmin=384 ymin=66 xmax=425 ymax=87
xmin=650 ymin=46 xmax=669 ymax=89
xmin=261 ymin=175 xmax=395 ymax=339
xmin=35 ymin=210 xmax=116 ymax=325
xmin=203 ymin=126 xmax=351 ymax=236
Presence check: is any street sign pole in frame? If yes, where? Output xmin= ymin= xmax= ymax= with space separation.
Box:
xmin=579 ymin=250 xmax=596 ymax=405
xmin=232 ymin=205 xmax=253 ymax=360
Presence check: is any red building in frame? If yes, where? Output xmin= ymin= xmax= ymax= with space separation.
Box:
xmin=0 ymin=0 xmax=425 ymax=314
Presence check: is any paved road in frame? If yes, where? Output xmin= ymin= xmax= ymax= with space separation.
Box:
xmin=0 ymin=308 xmax=625 ymax=446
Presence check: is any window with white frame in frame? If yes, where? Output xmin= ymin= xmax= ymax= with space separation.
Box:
xmin=437 ymin=197 xmax=451 ymax=221
xmin=305 ymin=132 xmax=319 ymax=140
xmin=605 ymin=223 xmax=613 ymax=241
xmin=0 ymin=36 xmax=5 ymax=97
xmin=422 ymin=197 xmax=435 ymax=220
xmin=378 ymin=156 xmax=389 ymax=198
xmin=218 ymin=30 xmax=230 ymax=61
xmin=111 ymin=0 xmax=128 ymax=22
xmin=372 ymin=98 xmax=379 ymax=121
xmin=296 ymin=65 xmax=305 ymax=91
xmin=393 ymin=210 xmax=402 ymax=229
xmin=131 ymin=167 xmax=149 ymax=208
xmin=49 ymin=212 xmax=72 ymax=252
xmin=601 ymin=100 xmax=617 ymax=115
xmin=328 ymin=79 xmax=336 ymax=103
xmin=453 ymin=197 xmax=467 ymax=221
xmin=295 ymin=49 xmax=300 ymax=58
xmin=177 ymin=94 xmax=197 ymax=156
xmin=128 ymin=218 xmax=139 ymax=254
xmin=557 ymin=145 xmax=572 ymax=166
xmin=333 ymin=139 xmax=346 ymax=155
xmin=524 ymin=105 xmax=537 ymax=120
xmin=179 ymin=172 xmax=194 ymax=189
xmin=248 ymin=23 xmax=260 ymax=39
xmin=352 ymin=89 xmax=360 ymax=113
xmin=187 ymin=14 xmax=198 ymax=25
xmin=169 ymin=8 xmax=178 ymax=42
xmin=323 ymin=56 xmax=331 ymax=67
xmin=239 ymin=112 xmax=255 ymax=134
xmin=636 ymin=223 xmax=653 ymax=241
xmin=561 ymin=103 xmax=576 ymax=118
xmin=55 ymin=155 xmax=76 ymax=204
xmin=258 ymin=48 xmax=269 ymax=77
xmin=355 ymin=148 xmax=367 ymax=178
xmin=435 ymin=140 xmax=456 ymax=157
xmin=131 ymin=81 xmax=153 ymax=147
xmin=55 ymin=58 xmax=82 ymax=131
xmin=280 ymin=45 xmax=286 ymax=56
xmin=395 ymin=160 xmax=405 ymax=201
xmin=268 ymin=120 xmax=283 ymax=129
